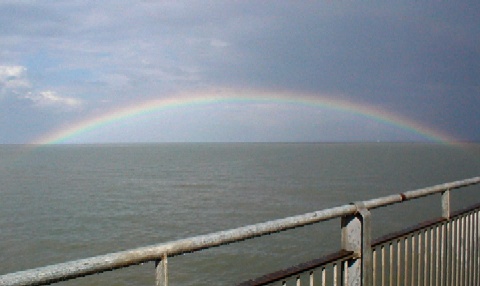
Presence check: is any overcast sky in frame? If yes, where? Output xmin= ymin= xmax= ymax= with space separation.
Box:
xmin=1 ymin=1 xmax=478 ymax=144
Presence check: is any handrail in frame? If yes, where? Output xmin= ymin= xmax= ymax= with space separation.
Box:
xmin=1 ymin=176 xmax=479 ymax=286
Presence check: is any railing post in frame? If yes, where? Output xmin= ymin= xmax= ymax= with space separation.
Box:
xmin=341 ymin=202 xmax=372 ymax=286
xmin=155 ymin=254 xmax=168 ymax=286
xmin=441 ymin=189 xmax=451 ymax=285
xmin=442 ymin=189 xmax=451 ymax=219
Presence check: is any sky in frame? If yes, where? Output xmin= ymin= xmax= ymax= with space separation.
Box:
xmin=0 ymin=1 xmax=478 ymax=144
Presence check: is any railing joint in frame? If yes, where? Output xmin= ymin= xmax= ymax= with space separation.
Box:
xmin=155 ymin=254 xmax=168 ymax=286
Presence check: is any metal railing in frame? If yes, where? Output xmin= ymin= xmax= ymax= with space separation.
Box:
xmin=0 ymin=177 xmax=479 ymax=286
xmin=368 ymin=205 xmax=480 ymax=286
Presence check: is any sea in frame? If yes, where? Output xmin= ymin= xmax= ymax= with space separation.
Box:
xmin=1 ymin=143 xmax=479 ymax=285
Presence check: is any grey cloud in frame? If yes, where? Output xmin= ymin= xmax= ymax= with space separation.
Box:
xmin=0 ymin=1 xmax=478 ymax=142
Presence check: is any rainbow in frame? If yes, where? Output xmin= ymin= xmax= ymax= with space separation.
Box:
xmin=32 ymin=89 xmax=455 ymax=145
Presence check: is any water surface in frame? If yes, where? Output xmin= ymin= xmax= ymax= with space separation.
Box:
xmin=1 ymin=143 xmax=479 ymax=285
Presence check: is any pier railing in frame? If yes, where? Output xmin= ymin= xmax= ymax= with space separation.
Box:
xmin=1 ymin=177 xmax=479 ymax=286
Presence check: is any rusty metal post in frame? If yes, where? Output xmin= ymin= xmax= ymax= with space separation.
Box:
xmin=155 ymin=254 xmax=168 ymax=286
xmin=341 ymin=201 xmax=372 ymax=286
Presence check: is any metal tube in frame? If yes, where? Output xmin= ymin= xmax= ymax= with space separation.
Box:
xmin=471 ymin=212 xmax=475 ymax=286
xmin=471 ymin=213 xmax=474 ymax=286
xmin=381 ymin=246 xmax=385 ymax=286
xmin=435 ymin=225 xmax=440 ymax=286
xmin=389 ymin=243 xmax=393 ymax=286
xmin=397 ymin=240 xmax=401 ymax=286
xmin=373 ymin=248 xmax=377 ymax=286
xmin=0 ymin=204 xmax=357 ymax=286
xmin=425 ymin=230 xmax=429 ymax=286
xmin=401 ymin=177 xmax=480 ymax=202
xmin=467 ymin=214 xmax=471 ymax=286
xmin=418 ymin=232 xmax=422 ymax=285
xmin=462 ymin=215 xmax=465 ymax=286
xmin=444 ymin=221 xmax=450 ymax=286
xmin=475 ymin=210 xmax=480 ymax=285
xmin=456 ymin=218 xmax=460 ymax=286
xmin=450 ymin=219 xmax=458 ymax=285
xmin=411 ymin=234 xmax=416 ymax=286
xmin=432 ymin=227 xmax=435 ymax=285
xmin=361 ymin=177 xmax=480 ymax=211
xmin=475 ymin=212 xmax=478 ymax=286
xmin=423 ymin=229 xmax=429 ymax=285
xmin=321 ymin=267 xmax=326 ymax=286
xmin=333 ymin=263 xmax=337 ymax=286
xmin=404 ymin=237 xmax=408 ymax=286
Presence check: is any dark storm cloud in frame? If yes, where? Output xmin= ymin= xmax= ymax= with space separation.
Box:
xmin=0 ymin=1 xmax=478 ymax=143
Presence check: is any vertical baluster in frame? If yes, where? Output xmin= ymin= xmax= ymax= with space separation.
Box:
xmin=450 ymin=219 xmax=454 ymax=286
xmin=464 ymin=215 xmax=467 ymax=286
xmin=397 ymin=239 xmax=401 ymax=286
xmin=471 ymin=212 xmax=475 ymax=286
xmin=373 ymin=248 xmax=377 ymax=286
xmin=424 ymin=229 xmax=428 ymax=286
xmin=457 ymin=217 xmax=461 ymax=286
xmin=475 ymin=211 xmax=479 ymax=286
xmin=309 ymin=271 xmax=314 ymax=286
xmin=382 ymin=245 xmax=386 ymax=286
xmin=428 ymin=227 xmax=435 ymax=285
xmin=440 ymin=221 xmax=450 ymax=286
xmin=404 ymin=237 xmax=409 ymax=286
xmin=472 ymin=212 xmax=475 ymax=286
xmin=389 ymin=242 xmax=394 ymax=286
xmin=411 ymin=233 xmax=416 ymax=286
xmin=436 ymin=225 xmax=440 ymax=286
xmin=466 ymin=214 xmax=471 ymax=286
xmin=471 ymin=213 xmax=474 ymax=286
xmin=466 ymin=213 xmax=470 ymax=286
xmin=418 ymin=232 xmax=422 ymax=285
xmin=333 ymin=263 xmax=337 ymax=286
xmin=475 ymin=210 xmax=480 ymax=285
xmin=465 ymin=214 xmax=469 ymax=286
xmin=449 ymin=219 xmax=455 ymax=286
xmin=441 ymin=189 xmax=450 ymax=286
xmin=451 ymin=219 xmax=456 ymax=286
xmin=469 ymin=212 xmax=475 ymax=284
xmin=456 ymin=218 xmax=460 ymax=286
xmin=460 ymin=216 xmax=465 ymax=286
xmin=343 ymin=260 xmax=348 ymax=286
xmin=321 ymin=267 xmax=326 ymax=286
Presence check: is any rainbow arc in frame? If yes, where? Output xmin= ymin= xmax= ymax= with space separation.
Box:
xmin=32 ymin=90 xmax=455 ymax=145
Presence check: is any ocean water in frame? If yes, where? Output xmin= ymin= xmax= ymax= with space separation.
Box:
xmin=1 ymin=143 xmax=479 ymax=285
